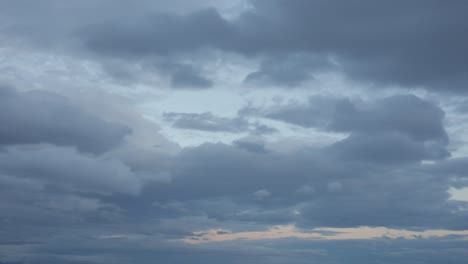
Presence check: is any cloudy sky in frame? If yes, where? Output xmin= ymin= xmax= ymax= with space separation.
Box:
xmin=1 ymin=0 xmax=468 ymax=263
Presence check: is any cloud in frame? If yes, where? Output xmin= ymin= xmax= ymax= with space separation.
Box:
xmin=139 ymin=139 xmax=467 ymax=229
xmin=244 ymin=94 xmax=450 ymax=164
xmin=1 ymin=1 xmax=468 ymax=263
xmin=0 ymin=145 xmax=141 ymax=194
xmin=233 ymin=138 xmax=268 ymax=153
xmin=329 ymin=95 xmax=448 ymax=143
xmin=164 ymin=112 xmax=248 ymax=132
xmin=0 ymin=85 xmax=131 ymax=153
xmin=83 ymin=0 xmax=468 ymax=90
xmin=253 ymin=189 xmax=271 ymax=199
xmin=170 ymin=66 xmax=213 ymax=89
xmin=329 ymin=132 xmax=449 ymax=164
xmin=85 ymin=8 xmax=232 ymax=57
xmin=3 ymin=228 xmax=468 ymax=264
xmin=183 ymin=225 xmax=468 ymax=244
xmin=240 ymin=96 xmax=339 ymax=128
xmin=244 ymin=95 xmax=447 ymax=141
xmin=244 ymin=54 xmax=330 ymax=87
xmin=163 ymin=111 xmax=276 ymax=134
xmin=3 ymin=0 xmax=467 ymax=90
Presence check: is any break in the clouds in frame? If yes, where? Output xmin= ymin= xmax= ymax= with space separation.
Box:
xmin=1 ymin=1 xmax=468 ymax=263
xmin=163 ymin=111 xmax=277 ymax=135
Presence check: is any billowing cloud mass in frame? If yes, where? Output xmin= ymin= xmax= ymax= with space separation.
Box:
xmin=1 ymin=1 xmax=468 ymax=263
xmin=0 ymin=85 xmax=130 ymax=153
xmin=2 ymin=0 xmax=467 ymax=89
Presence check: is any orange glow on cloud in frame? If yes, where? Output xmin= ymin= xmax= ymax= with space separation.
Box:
xmin=182 ymin=225 xmax=468 ymax=244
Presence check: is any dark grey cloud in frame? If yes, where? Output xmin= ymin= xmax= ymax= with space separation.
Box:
xmin=329 ymin=95 xmax=448 ymax=143
xmin=329 ymin=132 xmax=449 ymax=164
xmin=133 ymin=139 xmax=466 ymax=229
xmin=245 ymin=94 xmax=448 ymax=142
xmin=0 ymin=1 xmax=222 ymax=88
xmin=251 ymin=122 xmax=278 ymax=135
xmin=170 ymin=65 xmax=213 ymax=89
xmin=1 ymin=84 xmax=464 ymax=260
xmin=2 ymin=215 xmax=467 ymax=264
xmin=244 ymin=54 xmax=330 ymax=87
xmin=424 ymin=157 xmax=468 ymax=188
xmin=1 ymin=114 xmax=467 ymax=263
xmin=120 ymin=95 xmax=457 ymax=229
xmin=2 ymin=1 xmax=468 ymax=263
xmin=163 ymin=111 xmax=276 ymax=134
xmin=85 ymin=8 xmax=232 ymax=58
xmin=153 ymin=61 xmax=213 ymax=89
xmin=243 ymin=95 xmax=450 ymax=164
xmin=81 ymin=0 xmax=468 ymax=90
xmin=0 ymin=145 xmax=141 ymax=194
xmin=2 ymin=0 xmax=467 ymax=90
xmin=242 ymin=0 xmax=468 ymax=90
xmin=0 ymin=85 xmax=130 ymax=153
xmin=82 ymin=8 xmax=230 ymax=87
xmin=233 ymin=138 xmax=268 ymax=154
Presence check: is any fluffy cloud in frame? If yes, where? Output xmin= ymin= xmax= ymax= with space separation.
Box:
xmin=0 ymin=145 xmax=141 ymax=194
xmin=0 ymin=85 xmax=130 ymax=153
xmin=84 ymin=0 xmax=468 ymax=90
xmin=1 ymin=1 xmax=468 ymax=263
xmin=2 ymin=0 xmax=467 ymax=89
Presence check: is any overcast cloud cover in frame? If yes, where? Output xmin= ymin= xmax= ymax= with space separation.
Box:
xmin=1 ymin=0 xmax=468 ymax=263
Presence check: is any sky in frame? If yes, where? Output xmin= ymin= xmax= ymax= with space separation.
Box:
xmin=1 ymin=0 xmax=468 ymax=263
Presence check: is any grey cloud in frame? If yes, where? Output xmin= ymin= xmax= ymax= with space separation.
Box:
xmin=0 ymin=84 xmax=462 ymax=262
xmin=2 ymin=237 xmax=468 ymax=264
xmin=170 ymin=65 xmax=213 ymax=89
xmin=1 ymin=124 xmax=467 ymax=263
xmin=0 ymin=85 xmax=131 ymax=153
xmin=244 ymin=54 xmax=330 ymax=87
xmin=241 ymin=0 xmax=468 ymax=90
xmin=425 ymin=157 xmax=468 ymax=189
xmin=163 ymin=111 xmax=276 ymax=134
xmin=251 ymin=122 xmax=278 ymax=135
xmin=246 ymin=94 xmax=448 ymax=143
xmin=2 ymin=1 xmax=468 ymax=262
xmin=233 ymin=138 xmax=268 ymax=154
xmin=85 ymin=8 xmax=232 ymax=58
xmin=0 ymin=1 xmax=222 ymax=89
xmin=164 ymin=112 xmax=249 ymax=132
xmin=329 ymin=132 xmax=449 ymax=164
xmin=431 ymin=158 xmax=468 ymax=177
xmin=244 ymin=95 xmax=450 ymax=164
xmin=3 ymin=0 xmax=467 ymax=90
xmin=150 ymin=60 xmax=214 ymax=89
xmin=330 ymin=95 xmax=448 ymax=143
xmin=82 ymin=0 xmax=468 ymax=90
xmin=0 ymin=0 xmax=223 ymax=46
xmin=149 ymin=143 xmax=307 ymax=201
xmin=139 ymin=140 xmax=467 ymax=229
xmin=0 ymin=145 xmax=141 ymax=194
xmin=323 ymin=95 xmax=450 ymax=164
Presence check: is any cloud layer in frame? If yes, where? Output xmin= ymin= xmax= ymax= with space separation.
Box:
xmin=1 ymin=1 xmax=468 ymax=263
